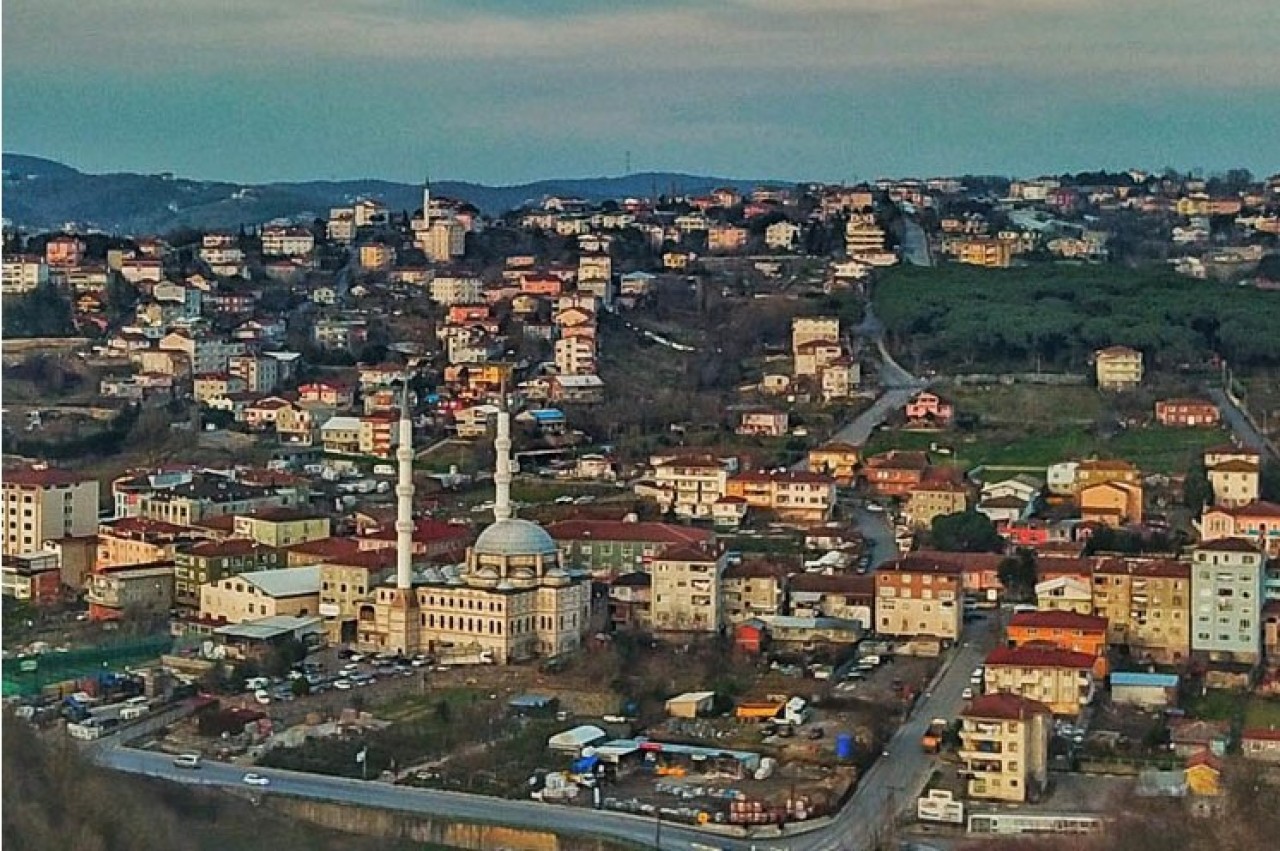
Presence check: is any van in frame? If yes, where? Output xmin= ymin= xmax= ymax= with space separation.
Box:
xmin=173 ymin=754 xmax=202 ymax=769
xmin=373 ymin=464 xmax=395 ymax=477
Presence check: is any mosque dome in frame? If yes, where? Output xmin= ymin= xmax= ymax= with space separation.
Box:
xmin=473 ymin=518 xmax=557 ymax=558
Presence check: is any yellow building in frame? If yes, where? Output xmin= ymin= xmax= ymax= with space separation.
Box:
xmin=233 ymin=508 xmax=330 ymax=549
xmin=721 ymin=560 xmax=787 ymax=624
xmin=199 ymin=565 xmax=321 ymax=624
xmin=808 ymin=442 xmax=861 ymax=486
xmin=1074 ymin=458 xmax=1142 ymax=492
xmin=96 ymin=517 xmax=198 ymax=570
xmin=358 ymin=243 xmax=395 ymax=271
xmin=1091 ymin=558 xmax=1190 ymax=663
xmin=791 ymin=316 xmax=840 ymax=353
xmin=982 ymin=646 xmax=1096 ymax=717
xmin=904 ymin=481 xmax=970 ymax=530
xmin=955 ymin=237 xmax=1013 ymax=268
xmin=960 ymin=694 xmax=1052 ymax=803
xmin=650 ymin=546 xmax=726 ymax=633
xmin=724 ymin=470 xmax=836 ymax=525
xmin=1207 ymin=459 xmax=1260 ymax=508
xmin=3 ymin=467 xmax=100 ymax=557
xmin=1094 ymin=346 xmax=1144 ymax=391
xmin=1079 ymin=480 xmax=1144 ymax=527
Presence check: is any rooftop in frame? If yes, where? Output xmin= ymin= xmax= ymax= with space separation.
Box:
xmin=545 ymin=520 xmax=712 ymax=546
xmin=963 ymin=693 xmax=1052 ymax=721
xmin=1010 ymin=610 xmax=1108 ymax=631
xmin=3 ymin=467 xmax=95 ymax=488
xmin=239 ymin=565 xmax=322 ymax=598
xmin=985 ymin=646 xmax=1096 ymax=669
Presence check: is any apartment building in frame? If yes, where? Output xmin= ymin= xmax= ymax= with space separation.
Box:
xmin=554 ymin=336 xmax=597 ymax=376
xmin=904 ymin=480 xmax=970 ymax=530
xmin=1207 ymin=458 xmax=1261 ymax=508
xmin=960 ymin=694 xmax=1052 ymax=803
xmin=736 ymin=410 xmax=789 ymax=438
xmin=232 ymin=509 xmax=330 ymax=549
xmin=807 ymin=442 xmax=861 ymax=486
xmin=862 ymin=450 xmax=930 ymax=498
xmin=1079 ymin=480 xmax=1144 ymax=527
xmin=87 ymin=562 xmax=175 ymax=621
xmin=721 ymin=560 xmax=789 ymax=624
xmin=1091 ymin=558 xmax=1191 ymax=663
xmin=1006 ymin=610 xmax=1108 ymax=658
xmin=787 ymin=573 xmax=875 ymax=626
xmin=419 ymin=218 xmax=466 ymax=262
xmin=3 ymin=467 xmax=100 ymax=557
xmin=429 ymin=274 xmax=484 ymax=306
xmin=651 ymin=456 xmax=729 ymax=520
xmin=545 ymin=520 xmax=713 ymax=578
xmin=1034 ymin=576 xmax=1094 ymax=615
xmin=1 ymin=254 xmax=49 ymax=294
xmin=724 ymin=470 xmax=836 ymax=525
xmin=791 ymin=316 xmax=840 ymax=353
xmin=875 ymin=558 xmax=963 ymax=643
xmin=982 ymin=646 xmax=1096 ymax=717
xmin=260 ymin=226 xmax=315 ymax=257
xmin=174 ymin=538 xmax=284 ymax=608
xmin=1191 ymin=538 xmax=1265 ymax=663
xmin=650 ymin=546 xmax=726 ymax=633
xmin=358 ymin=243 xmax=395 ymax=271
xmin=97 ymin=517 xmax=202 ymax=570
xmin=1094 ymin=346 xmax=1144 ymax=391
xmin=137 ymin=473 xmax=304 ymax=526
xmin=953 ymin=237 xmax=1014 ymax=268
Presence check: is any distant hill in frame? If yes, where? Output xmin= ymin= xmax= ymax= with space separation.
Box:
xmin=1 ymin=153 xmax=773 ymax=234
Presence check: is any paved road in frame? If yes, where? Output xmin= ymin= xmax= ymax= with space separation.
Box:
xmin=1208 ymin=387 xmax=1278 ymax=461
xmin=92 ymin=620 xmax=994 ymax=851
xmin=849 ymin=504 xmax=898 ymax=569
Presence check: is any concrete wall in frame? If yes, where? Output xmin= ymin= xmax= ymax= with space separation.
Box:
xmin=266 ymin=797 xmax=636 ymax=851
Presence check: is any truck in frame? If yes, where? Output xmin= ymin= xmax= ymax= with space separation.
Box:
xmin=921 ymin=718 xmax=948 ymax=753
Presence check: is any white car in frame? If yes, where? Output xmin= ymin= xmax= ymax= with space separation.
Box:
xmin=961 ymin=687 xmax=974 ymax=701
xmin=253 ymin=690 xmax=271 ymax=705
xmin=865 ymin=503 xmax=885 ymax=513
xmin=332 ymin=679 xmax=354 ymax=690
xmin=242 ymin=773 xmax=270 ymax=787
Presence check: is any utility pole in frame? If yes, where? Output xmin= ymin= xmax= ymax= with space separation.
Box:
xmin=653 ymin=808 xmax=661 ymax=850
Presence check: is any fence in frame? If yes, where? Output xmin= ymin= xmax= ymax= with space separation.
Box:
xmin=2 ymin=635 xmax=175 ymax=698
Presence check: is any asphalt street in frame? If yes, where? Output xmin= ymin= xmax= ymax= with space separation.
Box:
xmin=1207 ymin=387 xmax=1277 ymax=461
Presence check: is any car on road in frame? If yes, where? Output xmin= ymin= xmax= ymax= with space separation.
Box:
xmin=242 ymin=773 xmax=270 ymax=787
xmin=961 ymin=687 xmax=974 ymax=701
xmin=865 ymin=503 xmax=885 ymax=513
xmin=172 ymin=754 xmax=201 ymax=769
xmin=332 ymin=679 xmax=353 ymax=690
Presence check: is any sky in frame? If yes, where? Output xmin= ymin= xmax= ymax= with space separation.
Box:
xmin=3 ymin=0 xmax=1278 ymax=186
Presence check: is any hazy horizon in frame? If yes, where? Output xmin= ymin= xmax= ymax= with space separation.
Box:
xmin=4 ymin=1 xmax=1279 ymax=185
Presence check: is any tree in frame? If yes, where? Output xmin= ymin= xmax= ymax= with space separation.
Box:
xmin=1184 ymin=458 xmax=1214 ymax=513
xmin=997 ymin=549 xmax=1038 ymax=602
xmin=929 ymin=510 xmax=1004 ymax=553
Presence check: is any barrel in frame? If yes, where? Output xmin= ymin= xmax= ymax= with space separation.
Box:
xmin=835 ymin=733 xmax=854 ymax=760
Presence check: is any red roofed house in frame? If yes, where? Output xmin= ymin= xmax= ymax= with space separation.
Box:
xmin=983 ymin=646 xmax=1097 ymax=716
xmin=355 ymin=518 xmax=472 ymax=562
xmin=1198 ymin=501 xmax=1280 ymax=556
xmin=862 ymin=451 xmax=929 ymax=498
xmin=546 ymin=520 xmax=713 ymax=578
xmin=1241 ymin=727 xmax=1280 ymax=763
xmin=725 ymin=470 xmax=836 ymax=524
xmin=1007 ymin=610 xmax=1109 ymax=660
xmin=875 ymin=557 xmax=963 ymax=644
xmin=1155 ymin=399 xmax=1219 ymax=428
xmin=904 ymin=391 xmax=955 ymax=428
xmin=960 ymin=694 xmax=1053 ymax=802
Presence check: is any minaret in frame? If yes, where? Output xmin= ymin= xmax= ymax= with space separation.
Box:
xmin=384 ymin=381 xmax=420 ymax=655
xmin=493 ymin=384 xmax=513 ymax=522
xmin=422 ymin=175 xmax=431 ymax=231
xmin=395 ymin=383 xmax=415 ymax=589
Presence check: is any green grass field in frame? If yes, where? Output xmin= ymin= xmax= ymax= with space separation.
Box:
xmin=866 ymin=423 xmax=1225 ymax=474
xmin=1244 ymin=698 xmax=1280 ymax=729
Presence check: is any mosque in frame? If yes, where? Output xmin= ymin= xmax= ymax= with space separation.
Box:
xmin=356 ymin=390 xmax=591 ymax=662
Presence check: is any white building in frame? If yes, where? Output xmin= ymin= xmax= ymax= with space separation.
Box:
xmin=1191 ymin=538 xmax=1265 ymax=663
xmin=554 ymin=336 xmax=597 ymax=376
xmin=1 ymin=255 xmax=49 ymax=294
xmin=260 ymin=226 xmax=315 ymax=257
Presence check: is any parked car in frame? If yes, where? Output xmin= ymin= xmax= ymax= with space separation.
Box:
xmin=242 ymin=773 xmax=270 ymax=787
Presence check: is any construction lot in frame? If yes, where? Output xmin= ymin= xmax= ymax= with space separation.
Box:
xmin=133 ymin=634 xmax=939 ymax=828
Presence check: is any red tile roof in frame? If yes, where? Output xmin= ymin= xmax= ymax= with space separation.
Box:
xmin=655 ymin=545 xmax=719 ymax=563
xmin=864 ymin=450 xmax=929 ymax=471
xmin=1092 ymin=557 xmax=1190 ymax=579
xmin=879 ymin=556 xmax=963 ymax=575
xmin=185 ymin=538 xmax=270 ymax=558
xmin=1226 ymin=500 xmax=1280 ymax=518
xmin=545 ymin=520 xmax=713 ymax=546
xmin=360 ymin=518 xmax=471 ymax=543
xmin=963 ymin=693 xmax=1052 ymax=721
xmin=1208 ymin=459 xmax=1259 ymax=473
xmin=3 ymin=467 xmax=95 ymax=487
xmin=985 ymin=646 xmax=1096 ymax=669
xmin=1196 ymin=537 xmax=1262 ymax=553
xmin=1009 ymin=610 xmax=1108 ymax=632
xmin=788 ymin=573 xmax=875 ymax=595
xmin=1242 ymin=728 xmax=1280 ymax=742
